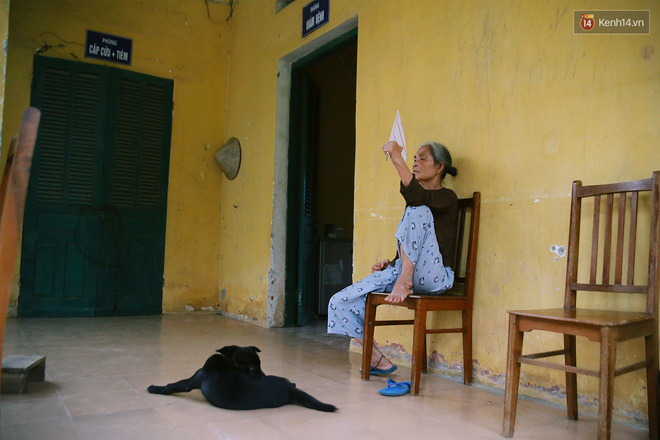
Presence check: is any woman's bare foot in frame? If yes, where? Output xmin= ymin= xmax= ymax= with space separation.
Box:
xmin=372 ymin=354 xmax=395 ymax=370
xmin=384 ymin=279 xmax=412 ymax=304
xmin=355 ymin=339 xmax=395 ymax=370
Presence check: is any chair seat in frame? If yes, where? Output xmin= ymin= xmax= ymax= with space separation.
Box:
xmin=368 ymin=282 xmax=466 ymax=300
xmin=368 ymin=285 xmax=468 ymax=311
xmin=508 ymin=308 xmax=653 ymax=327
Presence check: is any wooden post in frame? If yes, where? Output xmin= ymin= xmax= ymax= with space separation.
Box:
xmin=0 ymin=107 xmax=40 ymax=387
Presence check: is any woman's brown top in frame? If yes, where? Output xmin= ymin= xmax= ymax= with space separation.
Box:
xmin=393 ymin=176 xmax=459 ymax=270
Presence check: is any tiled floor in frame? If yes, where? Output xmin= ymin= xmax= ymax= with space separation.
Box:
xmin=0 ymin=314 xmax=648 ymax=440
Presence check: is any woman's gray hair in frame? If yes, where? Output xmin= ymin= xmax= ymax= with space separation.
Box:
xmin=424 ymin=141 xmax=457 ymax=179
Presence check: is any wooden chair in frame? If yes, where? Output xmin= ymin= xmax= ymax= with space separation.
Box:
xmin=0 ymin=108 xmax=40 ymax=387
xmin=502 ymin=172 xmax=660 ymax=440
xmin=361 ymin=191 xmax=481 ymax=395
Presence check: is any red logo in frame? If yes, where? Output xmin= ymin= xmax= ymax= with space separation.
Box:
xmin=580 ymin=14 xmax=595 ymax=31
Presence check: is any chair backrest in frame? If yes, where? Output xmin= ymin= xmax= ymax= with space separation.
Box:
xmin=564 ymin=171 xmax=660 ymax=315
xmin=449 ymin=191 xmax=481 ymax=303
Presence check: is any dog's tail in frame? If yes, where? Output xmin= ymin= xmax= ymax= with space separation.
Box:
xmin=290 ymin=388 xmax=337 ymax=412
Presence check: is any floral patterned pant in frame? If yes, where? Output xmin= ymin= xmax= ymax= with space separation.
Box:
xmin=327 ymin=205 xmax=454 ymax=338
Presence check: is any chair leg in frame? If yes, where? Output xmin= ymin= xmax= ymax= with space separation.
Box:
xmin=645 ymin=332 xmax=659 ymax=440
xmin=463 ymin=308 xmax=473 ymax=385
xmin=411 ymin=303 xmax=427 ymax=396
xmin=503 ymin=314 xmax=524 ymax=438
xmin=564 ymin=334 xmax=578 ymax=420
xmin=598 ymin=327 xmax=616 ymax=440
xmin=361 ymin=296 xmax=377 ymax=381
xmin=422 ymin=336 xmax=428 ymax=373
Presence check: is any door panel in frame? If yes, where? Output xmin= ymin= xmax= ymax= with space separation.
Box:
xmin=296 ymin=74 xmax=320 ymax=326
xmin=96 ymin=71 xmax=172 ymax=315
xmin=19 ymin=58 xmax=106 ymax=316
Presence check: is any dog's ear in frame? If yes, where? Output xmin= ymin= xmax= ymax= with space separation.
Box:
xmin=249 ymin=346 xmax=261 ymax=353
xmin=216 ymin=345 xmax=238 ymax=357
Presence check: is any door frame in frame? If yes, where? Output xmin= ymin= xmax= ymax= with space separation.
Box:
xmin=270 ymin=17 xmax=358 ymax=327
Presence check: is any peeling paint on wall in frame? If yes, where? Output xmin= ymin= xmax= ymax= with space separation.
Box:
xmin=550 ymin=244 xmax=566 ymax=258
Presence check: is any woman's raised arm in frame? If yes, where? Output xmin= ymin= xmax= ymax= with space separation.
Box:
xmin=381 ymin=141 xmax=413 ymax=187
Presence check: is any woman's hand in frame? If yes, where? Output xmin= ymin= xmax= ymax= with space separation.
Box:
xmin=382 ymin=141 xmax=403 ymax=161
xmin=382 ymin=141 xmax=413 ymax=187
xmin=371 ymin=259 xmax=391 ymax=273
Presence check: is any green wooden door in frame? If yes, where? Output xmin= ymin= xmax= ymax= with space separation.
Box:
xmin=95 ymin=69 xmax=173 ymax=315
xmin=296 ymin=73 xmax=320 ymax=326
xmin=285 ymin=70 xmax=320 ymax=327
xmin=18 ymin=56 xmax=173 ymax=317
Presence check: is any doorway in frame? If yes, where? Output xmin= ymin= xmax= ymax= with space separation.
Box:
xmin=285 ymin=32 xmax=357 ymax=326
xmin=18 ymin=56 xmax=173 ymax=317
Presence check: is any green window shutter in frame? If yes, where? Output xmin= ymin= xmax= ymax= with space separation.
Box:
xmin=110 ymin=77 xmax=140 ymax=208
xmin=108 ymin=73 xmax=172 ymax=210
xmin=69 ymin=71 xmax=104 ymax=204
xmin=35 ymin=66 xmax=68 ymax=203
xmin=140 ymin=84 xmax=170 ymax=208
xmin=32 ymin=58 xmax=106 ymax=206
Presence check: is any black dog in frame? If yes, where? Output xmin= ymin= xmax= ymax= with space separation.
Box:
xmin=147 ymin=345 xmax=337 ymax=412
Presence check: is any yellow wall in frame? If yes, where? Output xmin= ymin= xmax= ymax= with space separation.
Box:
xmin=2 ymin=0 xmax=232 ymax=313
xmin=3 ymin=0 xmax=660 ymax=426
xmin=219 ymin=0 xmax=659 ymax=424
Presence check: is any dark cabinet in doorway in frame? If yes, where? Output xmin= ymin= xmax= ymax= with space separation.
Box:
xmin=316 ymin=238 xmax=352 ymax=315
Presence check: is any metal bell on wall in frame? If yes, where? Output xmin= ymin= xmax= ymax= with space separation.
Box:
xmin=214 ymin=137 xmax=241 ymax=180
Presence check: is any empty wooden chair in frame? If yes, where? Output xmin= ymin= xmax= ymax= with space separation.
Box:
xmin=502 ymin=172 xmax=660 ymax=440
xmin=361 ymin=191 xmax=480 ymax=395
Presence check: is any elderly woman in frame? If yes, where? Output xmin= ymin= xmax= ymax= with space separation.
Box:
xmin=327 ymin=140 xmax=458 ymax=375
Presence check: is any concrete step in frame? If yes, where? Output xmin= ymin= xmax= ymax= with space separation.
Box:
xmin=1 ymin=355 xmax=46 ymax=394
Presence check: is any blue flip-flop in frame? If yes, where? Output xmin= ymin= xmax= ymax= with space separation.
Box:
xmin=379 ymin=379 xmax=411 ymax=396
xmin=370 ymin=365 xmax=398 ymax=376
xmin=364 ymin=355 xmax=397 ymax=376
